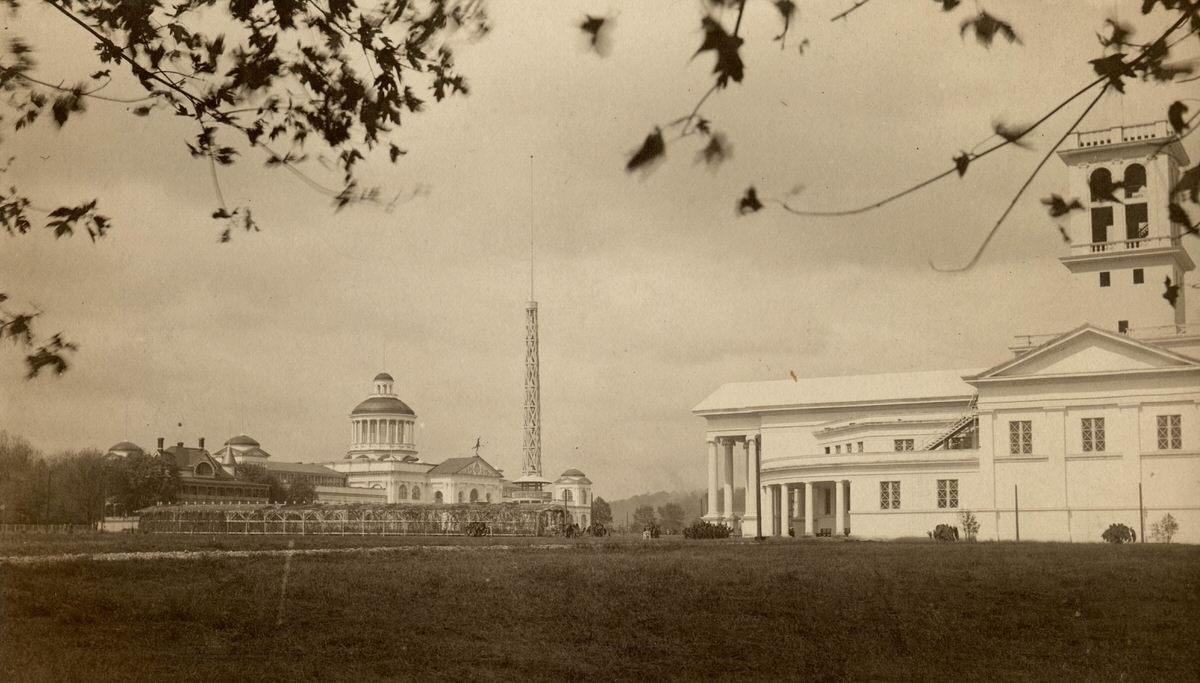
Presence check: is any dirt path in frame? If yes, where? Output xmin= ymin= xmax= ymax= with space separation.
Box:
xmin=0 ymin=542 xmax=574 ymax=566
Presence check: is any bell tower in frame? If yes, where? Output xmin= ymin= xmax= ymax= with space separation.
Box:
xmin=1056 ymin=121 xmax=1194 ymax=334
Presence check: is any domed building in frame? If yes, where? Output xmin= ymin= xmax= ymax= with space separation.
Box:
xmin=553 ymin=469 xmax=593 ymax=526
xmin=347 ymin=373 xmax=418 ymax=461
xmin=211 ymin=433 xmax=271 ymax=466
xmin=106 ymin=441 xmax=145 ymax=458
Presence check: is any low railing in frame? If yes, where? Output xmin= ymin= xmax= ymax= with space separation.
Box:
xmin=1073 ymin=121 xmax=1168 ymax=148
xmin=1011 ymin=323 xmax=1198 ymax=350
xmin=1074 ymin=234 xmax=1177 ymax=256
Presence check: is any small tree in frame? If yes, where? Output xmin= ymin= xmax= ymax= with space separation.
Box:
xmin=958 ymin=510 xmax=981 ymax=542
xmin=632 ymin=504 xmax=657 ymax=530
xmin=285 ymin=480 xmax=316 ymax=505
xmin=657 ymin=502 xmax=686 ymax=535
xmin=1150 ymin=513 xmax=1179 ymax=543
xmin=591 ymin=496 xmax=613 ymax=526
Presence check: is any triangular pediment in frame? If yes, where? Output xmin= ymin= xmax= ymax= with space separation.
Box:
xmin=429 ymin=455 xmax=503 ymax=478
xmin=971 ymin=325 xmax=1200 ymax=381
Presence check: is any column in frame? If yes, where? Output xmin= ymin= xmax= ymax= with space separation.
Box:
xmin=780 ymin=485 xmax=790 ymax=537
xmin=721 ymin=439 xmax=734 ymax=522
xmin=803 ymin=481 xmax=814 ymax=536
xmin=704 ymin=440 xmax=719 ymax=521
xmin=762 ymin=483 xmax=776 ymax=536
xmin=835 ymin=480 xmax=846 ymax=537
xmin=744 ymin=437 xmax=760 ymax=535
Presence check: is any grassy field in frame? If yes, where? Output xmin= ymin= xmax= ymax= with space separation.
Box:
xmin=1 ymin=537 xmax=1197 ymax=682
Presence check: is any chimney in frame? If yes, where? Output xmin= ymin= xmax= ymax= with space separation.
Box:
xmin=199 ymin=437 xmax=206 ymax=450
xmin=157 ymin=437 xmax=164 ymax=450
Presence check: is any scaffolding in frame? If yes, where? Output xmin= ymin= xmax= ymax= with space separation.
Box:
xmin=137 ymin=502 xmax=567 ymax=536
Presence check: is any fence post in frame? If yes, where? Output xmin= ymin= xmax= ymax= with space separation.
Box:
xmin=1014 ymin=484 xmax=1020 ymax=542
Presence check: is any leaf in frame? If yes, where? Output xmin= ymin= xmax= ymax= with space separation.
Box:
xmin=1057 ymin=225 xmax=1071 ymax=243
xmin=934 ymin=0 xmax=961 ymax=11
xmin=1089 ymin=53 xmax=1135 ymax=93
xmin=1097 ymin=18 xmax=1134 ymax=48
xmin=695 ymin=118 xmax=711 ymax=135
xmin=625 ymin=128 xmax=665 ymax=173
xmin=953 ymin=151 xmax=970 ymax=177
xmin=1173 ymin=165 xmax=1200 ymax=203
xmin=1168 ymin=203 xmax=1198 ymax=236
xmin=737 ymin=186 xmax=763 ymax=215
xmin=51 ymin=92 xmax=86 ymax=127
xmin=695 ymin=16 xmax=745 ymax=88
xmin=1168 ymin=101 xmax=1190 ymax=135
xmin=1163 ymin=276 xmax=1179 ymax=308
xmin=388 ymin=143 xmax=407 ymax=163
xmin=1041 ymin=194 xmax=1084 ymax=218
xmin=696 ymin=132 xmax=730 ymax=168
xmin=772 ymin=1 xmax=796 ymax=46
xmin=993 ymin=121 xmax=1033 ymax=149
xmin=579 ymin=15 xmax=610 ymax=55
xmin=131 ymin=105 xmax=152 ymax=116
xmin=1089 ymin=172 xmax=1124 ymax=204
xmin=960 ymin=11 xmax=1021 ymax=48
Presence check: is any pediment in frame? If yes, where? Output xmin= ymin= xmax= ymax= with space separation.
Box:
xmin=972 ymin=326 xmax=1200 ymax=381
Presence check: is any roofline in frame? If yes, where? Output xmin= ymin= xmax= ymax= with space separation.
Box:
xmin=693 ymin=393 xmax=976 ymax=417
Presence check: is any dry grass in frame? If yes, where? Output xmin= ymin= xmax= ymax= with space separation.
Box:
xmin=1 ymin=537 xmax=1197 ymax=682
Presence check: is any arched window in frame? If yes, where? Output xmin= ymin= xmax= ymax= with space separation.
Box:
xmin=397 ymin=484 xmax=408 ymax=500
xmin=563 ymin=489 xmax=573 ymax=502
xmin=486 ymin=492 xmax=493 ymax=503
xmin=1089 ymin=167 xmax=1114 ymax=202
xmin=1123 ymin=164 xmax=1146 ymax=197
xmin=434 ymin=491 xmax=443 ymax=504
xmin=582 ymin=514 xmax=588 ymax=527
xmin=457 ymin=490 xmax=465 ymax=503
xmin=412 ymin=486 xmax=421 ymax=501
xmin=195 ymin=462 xmax=213 ymax=477
xmin=470 ymin=488 xmax=479 ymax=503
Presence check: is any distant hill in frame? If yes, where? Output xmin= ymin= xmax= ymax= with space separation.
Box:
xmin=606 ymin=488 xmax=745 ymax=528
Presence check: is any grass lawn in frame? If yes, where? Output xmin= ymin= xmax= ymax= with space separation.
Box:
xmin=1 ymin=537 xmax=1197 ymax=681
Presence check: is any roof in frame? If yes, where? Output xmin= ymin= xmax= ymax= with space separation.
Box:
xmin=560 ymin=468 xmax=586 ymax=477
xmin=262 ymin=461 xmax=344 ymax=477
xmin=108 ymin=441 xmax=144 ymax=454
xmin=556 ymin=475 xmax=593 ymax=485
xmin=374 ymin=372 xmax=394 ymax=382
xmin=351 ymin=395 xmax=415 ymax=416
xmin=694 ymin=368 xmax=981 ymax=414
xmin=158 ymin=446 xmax=235 ymax=479
xmin=426 ymin=455 xmax=502 ymax=478
xmin=225 ymin=434 xmax=260 ymax=447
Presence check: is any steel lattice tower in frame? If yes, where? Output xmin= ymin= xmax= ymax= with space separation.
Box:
xmin=522 ymin=300 xmax=542 ymax=477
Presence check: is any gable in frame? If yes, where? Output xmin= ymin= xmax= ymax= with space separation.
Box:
xmin=427 ymin=456 xmax=503 ymax=478
xmin=972 ymin=326 xmax=1200 ymax=382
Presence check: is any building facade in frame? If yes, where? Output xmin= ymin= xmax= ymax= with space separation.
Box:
xmin=695 ymin=121 xmax=1199 ymax=543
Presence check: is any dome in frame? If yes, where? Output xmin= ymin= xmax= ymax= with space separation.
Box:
xmin=374 ymin=372 xmax=394 ymax=382
xmin=352 ymin=395 xmax=415 ymax=416
xmin=108 ymin=441 xmax=144 ymax=455
xmin=561 ymin=468 xmax=586 ymax=477
xmin=225 ymin=434 xmax=260 ymax=447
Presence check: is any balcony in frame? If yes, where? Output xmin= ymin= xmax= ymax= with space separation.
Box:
xmin=1072 ymin=233 xmax=1177 ymax=256
xmin=1072 ymin=121 xmax=1169 ymax=149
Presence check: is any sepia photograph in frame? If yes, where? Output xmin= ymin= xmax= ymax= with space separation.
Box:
xmin=1 ymin=1 xmax=1199 ymax=680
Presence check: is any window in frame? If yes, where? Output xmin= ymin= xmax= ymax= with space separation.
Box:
xmin=1123 ymin=164 xmax=1146 ymax=197
xmin=486 ymin=492 xmax=493 ymax=503
xmin=1118 ymin=320 xmax=1129 ymax=334
xmin=1009 ymin=421 xmax=1032 ymax=454
xmin=1125 ymin=203 xmax=1148 ymax=242
xmin=835 ymin=445 xmax=841 ymax=454
xmin=397 ymin=484 xmax=408 ymax=500
xmin=1157 ymin=415 xmax=1182 ymax=450
xmin=434 ymin=491 xmax=443 ymax=504
xmin=879 ymin=481 xmax=900 ymax=510
xmin=458 ymin=490 xmax=465 ymax=503
xmin=1089 ymin=167 xmax=1114 ymax=202
xmin=412 ymin=486 xmax=421 ymax=501
xmin=469 ymin=488 xmax=479 ymax=503
xmin=857 ymin=441 xmax=864 ymax=453
xmin=1099 ymin=272 xmax=1110 ymax=287
xmin=1090 ymin=206 xmax=1113 ymax=244
xmin=824 ymin=446 xmax=830 ymax=454
xmin=1133 ymin=268 xmax=1144 ymax=284
xmin=1082 ymin=417 xmax=1106 ymax=452
xmin=937 ymin=479 xmax=959 ymax=509
xmin=563 ymin=489 xmax=573 ymax=502
xmin=894 ymin=439 xmax=914 ymax=452
xmin=823 ymin=490 xmax=831 ymax=515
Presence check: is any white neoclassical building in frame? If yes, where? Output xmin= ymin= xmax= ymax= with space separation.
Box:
xmin=696 ymin=121 xmax=1200 ymax=543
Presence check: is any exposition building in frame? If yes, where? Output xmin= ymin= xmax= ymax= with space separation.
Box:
xmin=696 ymin=121 xmax=1200 ymax=543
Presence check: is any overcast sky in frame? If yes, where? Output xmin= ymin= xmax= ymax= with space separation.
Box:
xmin=2 ymin=1 xmax=1197 ymax=499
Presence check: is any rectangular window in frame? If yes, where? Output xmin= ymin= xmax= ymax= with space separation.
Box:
xmin=1133 ymin=268 xmax=1144 ymax=284
xmin=824 ymin=446 xmax=830 ymax=454
xmin=1125 ymin=203 xmax=1148 ymax=241
xmin=857 ymin=441 xmax=864 ymax=453
xmin=879 ymin=481 xmax=900 ymax=510
xmin=1082 ymin=417 xmax=1106 ymax=452
xmin=937 ymin=479 xmax=959 ymax=509
xmin=1090 ymin=206 xmax=1113 ymax=244
xmin=824 ymin=490 xmax=831 ymax=515
xmin=894 ymin=439 xmax=914 ymax=452
xmin=835 ymin=445 xmax=841 ymax=454
xmin=1157 ymin=415 xmax=1182 ymax=450
xmin=1099 ymin=271 xmax=1111 ymax=287
xmin=1118 ymin=320 xmax=1129 ymax=334
xmin=1009 ymin=420 xmax=1032 ymax=455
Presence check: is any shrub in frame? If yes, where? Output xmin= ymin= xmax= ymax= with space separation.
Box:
xmin=682 ymin=520 xmax=732 ymax=539
xmin=958 ymin=510 xmax=980 ymax=542
xmin=1101 ymin=523 xmax=1136 ymax=544
xmin=463 ymin=522 xmax=490 ymax=537
xmin=929 ymin=524 xmax=959 ymax=542
xmin=586 ymin=523 xmax=608 ymax=537
xmin=1151 ymin=513 xmax=1178 ymax=543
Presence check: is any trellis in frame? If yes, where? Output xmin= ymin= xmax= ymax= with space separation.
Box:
xmin=137 ymin=502 xmax=566 ymax=536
